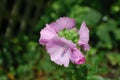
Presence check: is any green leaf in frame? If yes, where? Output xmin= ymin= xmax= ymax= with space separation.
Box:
xmin=114 ymin=28 xmax=120 ymax=40
xmin=106 ymin=52 xmax=120 ymax=66
xmin=96 ymin=19 xmax=117 ymax=49
xmin=69 ymin=6 xmax=101 ymax=27
xmin=87 ymin=75 xmax=110 ymax=80
xmin=97 ymin=23 xmax=112 ymax=49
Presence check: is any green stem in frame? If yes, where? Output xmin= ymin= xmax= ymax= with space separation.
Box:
xmin=73 ymin=64 xmax=80 ymax=79
xmin=72 ymin=64 xmax=87 ymax=80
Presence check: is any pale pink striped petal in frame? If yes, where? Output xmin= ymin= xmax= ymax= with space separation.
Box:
xmin=39 ymin=24 xmax=57 ymax=45
xmin=46 ymin=36 xmax=74 ymax=67
xmin=78 ymin=21 xmax=90 ymax=50
xmin=49 ymin=17 xmax=76 ymax=32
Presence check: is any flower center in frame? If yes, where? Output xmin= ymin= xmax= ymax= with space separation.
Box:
xmin=58 ymin=28 xmax=79 ymax=43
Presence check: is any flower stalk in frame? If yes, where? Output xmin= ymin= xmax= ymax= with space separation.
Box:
xmin=73 ymin=64 xmax=80 ymax=79
xmin=72 ymin=64 xmax=88 ymax=80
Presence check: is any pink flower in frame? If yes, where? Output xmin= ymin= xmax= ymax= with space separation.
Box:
xmin=39 ymin=17 xmax=90 ymax=67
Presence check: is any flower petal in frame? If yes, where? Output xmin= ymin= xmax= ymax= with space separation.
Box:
xmin=46 ymin=36 xmax=74 ymax=67
xmin=70 ymin=48 xmax=85 ymax=64
xmin=60 ymin=37 xmax=76 ymax=49
xmin=49 ymin=17 xmax=76 ymax=32
xmin=55 ymin=49 xmax=71 ymax=67
xmin=57 ymin=17 xmax=76 ymax=29
xmin=46 ymin=40 xmax=65 ymax=61
xmin=39 ymin=24 xmax=57 ymax=45
xmin=78 ymin=21 xmax=90 ymax=50
xmin=49 ymin=22 xmax=63 ymax=32
xmin=79 ymin=21 xmax=89 ymax=43
xmin=78 ymin=41 xmax=90 ymax=51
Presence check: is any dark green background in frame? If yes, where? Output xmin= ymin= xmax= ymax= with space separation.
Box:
xmin=0 ymin=0 xmax=120 ymax=80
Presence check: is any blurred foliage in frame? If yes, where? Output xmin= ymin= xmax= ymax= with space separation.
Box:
xmin=0 ymin=0 xmax=120 ymax=80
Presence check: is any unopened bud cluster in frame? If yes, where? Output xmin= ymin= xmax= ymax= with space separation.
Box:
xmin=58 ymin=28 xmax=79 ymax=43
